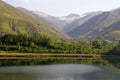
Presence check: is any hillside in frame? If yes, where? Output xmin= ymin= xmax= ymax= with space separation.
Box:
xmin=17 ymin=7 xmax=69 ymax=38
xmin=17 ymin=7 xmax=59 ymax=29
xmin=63 ymin=12 xmax=102 ymax=33
xmin=33 ymin=12 xmax=80 ymax=30
xmin=99 ymin=20 xmax=120 ymax=41
xmin=0 ymin=1 xmax=68 ymax=38
xmin=65 ymin=8 xmax=120 ymax=41
xmin=33 ymin=11 xmax=68 ymax=30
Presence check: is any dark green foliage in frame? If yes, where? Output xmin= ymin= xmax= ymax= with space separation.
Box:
xmin=92 ymin=40 xmax=102 ymax=49
xmin=0 ymin=34 xmax=115 ymax=54
xmin=108 ymin=44 xmax=120 ymax=55
xmin=0 ymin=34 xmax=50 ymax=53
xmin=0 ymin=34 xmax=17 ymax=45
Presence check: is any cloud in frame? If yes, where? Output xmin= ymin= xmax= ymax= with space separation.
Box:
xmin=3 ymin=0 xmax=30 ymax=4
xmin=17 ymin=0 xmax=30 ymax=3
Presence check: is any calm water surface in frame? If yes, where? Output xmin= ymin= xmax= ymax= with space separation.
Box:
xmin=0 ymin=64 xmax=120 ymax=80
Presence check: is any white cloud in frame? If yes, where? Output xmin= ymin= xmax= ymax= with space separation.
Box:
xmin=3 ymin=0 xmax=30 ymax=4
xmin=17 ymin=0 xmax=30 ymax=3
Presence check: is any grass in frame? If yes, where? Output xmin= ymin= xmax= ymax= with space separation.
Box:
xmin=0 ymin=53 xmax=102 ymax=59
xmin=112 ymin=30 xmax=120 ymax=34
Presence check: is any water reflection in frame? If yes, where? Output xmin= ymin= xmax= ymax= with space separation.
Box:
xmin=0 ymin=57 xmax=120 ymax=80
xmin=0 ymin=64 xmax=120 ymax=80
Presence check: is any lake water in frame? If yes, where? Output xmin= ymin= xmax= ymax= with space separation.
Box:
xmin=0 ymin=64 xmax=120 ymax=80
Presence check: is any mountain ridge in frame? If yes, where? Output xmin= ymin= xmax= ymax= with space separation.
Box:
xmin=65 ymin=8 xmax=120 ymax=41
xmin=33 ymin=11 xmax=80 ymax=30
xmin=63 ymin=12 xmax=102 ymax=33
xmin=0 ymin=1 xmax=69 ymax=38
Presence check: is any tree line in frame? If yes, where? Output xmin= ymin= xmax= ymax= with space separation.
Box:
xmin=0 ymin=34 xmax=118 ymax=55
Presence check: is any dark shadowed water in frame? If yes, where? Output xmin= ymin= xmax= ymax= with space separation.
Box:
xmin=0 ymin=64 xmax=120 ymax=80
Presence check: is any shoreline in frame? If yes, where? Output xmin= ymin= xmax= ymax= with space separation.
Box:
xmin=0 ymin=53 xmax=102 ymax=59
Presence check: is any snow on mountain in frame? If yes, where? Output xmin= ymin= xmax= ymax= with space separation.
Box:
xmin=59 ymin=14 xmax=80 ymax=23
xmin=33 ymin=11 xmax=80 ymax=23
xmin=32 ymin=11 xmax=80 ymax=29
xmin=32 ymin=11 xmax=49 ymax=17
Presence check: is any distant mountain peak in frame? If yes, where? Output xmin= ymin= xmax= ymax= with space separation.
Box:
xmin=32 ymin=11 xmax=50 ymax=17
xmin=33 ymin=11 xmax=80 ymax=29
xmin=65 ymin=13 xmax=80 ymax=18
xmin=80 ymin=11 xmax=103 ymax=17
xmin=111 ymin=7 xmax=120 ymax=11
xmin=59 ymin=13 xmax=80 ymax=23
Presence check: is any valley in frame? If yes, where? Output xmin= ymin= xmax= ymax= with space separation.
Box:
xmin=0 ymin=0 xmax=120 ymax=56
xmin=0 ymin=1 xmax=120 ymax=80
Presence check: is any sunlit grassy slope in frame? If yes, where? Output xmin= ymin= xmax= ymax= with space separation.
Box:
xmin=0 ymin=1 xmax=68 ymax=38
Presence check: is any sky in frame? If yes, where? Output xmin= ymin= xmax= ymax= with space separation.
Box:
xmin=3 ymin=0 xmax=120 ymax=17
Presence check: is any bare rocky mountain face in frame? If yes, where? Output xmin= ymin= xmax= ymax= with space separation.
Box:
xmin=64 ymin=8 xmax=120 ymax=42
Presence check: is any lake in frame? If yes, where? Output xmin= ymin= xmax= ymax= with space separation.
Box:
xmin=0 ymin=58 xmax=120 ymax=80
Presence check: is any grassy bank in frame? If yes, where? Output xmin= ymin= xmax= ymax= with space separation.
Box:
xmin=0 ymin=53 xmax=118 ymax=67
xmin=0 ymin=53 xmax=102 ymax=59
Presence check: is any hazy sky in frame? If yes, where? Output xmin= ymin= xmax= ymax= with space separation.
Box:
xmin=3 ymin=0 xmax=120 ymax=17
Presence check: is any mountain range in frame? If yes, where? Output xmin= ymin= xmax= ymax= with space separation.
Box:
xmin=32 ymin=11 xmax=80 ymax=30
xmin=1 ymin=0 xmax=120 ymax=42
xmin=63 ymin=12 xmax=102 ymax=33
xmin=64 ymin=9 xmax=120 ymax=42
xmin=0 ymin=0 xmax=69 ymax=39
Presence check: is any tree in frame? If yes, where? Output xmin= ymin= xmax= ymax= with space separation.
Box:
xmin=92 ymin=40 xmax=102 ymax=49
xmin=0 ymin=34 xmax=17 ymax=45
xmin=108 ymin=44 xmax=120 ymax=55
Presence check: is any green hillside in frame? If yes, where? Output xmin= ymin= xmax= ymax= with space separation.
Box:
xmin=17 ymin=7 xmax=69 ymax=38
xmin=0 ymin=1 xmax=68 ymax=38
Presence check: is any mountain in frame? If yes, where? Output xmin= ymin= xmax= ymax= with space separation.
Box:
xmin=59 ymin=13 xmax=80 ymax=23
xmin=99 ymin=20 xmax=120 ymax=42
xmin=17 ymin=7 xmax=64 ymax=32
xmin=33 ymin=11 xmax=67 ymax=30
xmin=33 ymin=11 xmax=80 ymax=30
xmin=63 ymin=12 xmax=102 ymax=33
xmin=0 ymin=1 xmax=68 ymax=38
xmin=65 ymin=8 xmax=120 ymax=41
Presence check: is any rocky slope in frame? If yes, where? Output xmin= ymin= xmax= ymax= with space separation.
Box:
xmin=65 ymin=8 xmax=120 ymax=41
